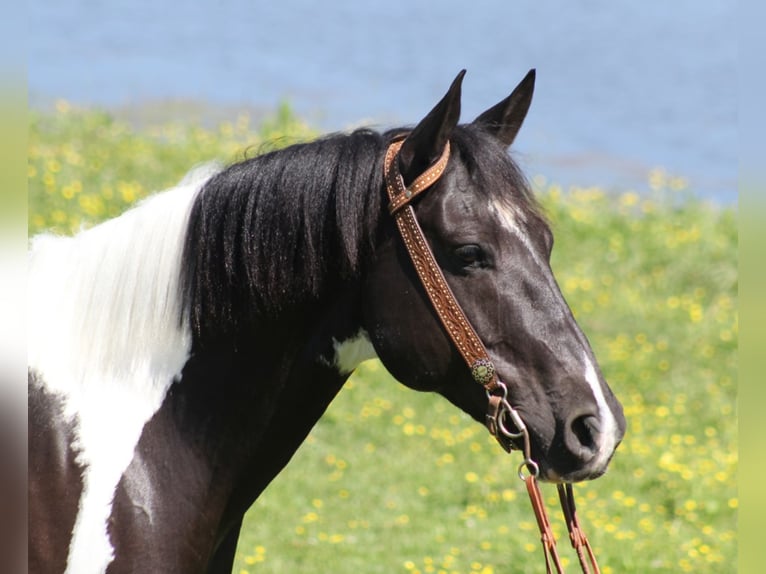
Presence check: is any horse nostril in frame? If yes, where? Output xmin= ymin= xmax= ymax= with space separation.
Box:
xmin=567 ymin=413 xmax=602 ymax=456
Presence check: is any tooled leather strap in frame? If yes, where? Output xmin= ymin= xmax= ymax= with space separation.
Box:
xmin=384 ymin=138 xmax=501 ymax=395
xmin=387 ymin=139 xmax=453 ymax=215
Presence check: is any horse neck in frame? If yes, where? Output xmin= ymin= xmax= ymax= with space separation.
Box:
xmin=170 ymin=280 xmax=370 ymax=530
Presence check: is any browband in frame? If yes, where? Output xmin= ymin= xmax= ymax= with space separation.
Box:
xmin=386 ymin=138 xmax=452 ymax=215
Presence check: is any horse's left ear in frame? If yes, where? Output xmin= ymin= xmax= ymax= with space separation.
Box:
xmin=398 ymin=70 xmax=465 ymax=186
xmin=472 ymin=68 xmax=535 ymax=147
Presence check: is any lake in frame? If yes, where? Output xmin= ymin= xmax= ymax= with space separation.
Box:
xmin=29 ymin=0 xmax=737 ymax=203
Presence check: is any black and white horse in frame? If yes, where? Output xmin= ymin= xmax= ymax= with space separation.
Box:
xmin=28 ymin=70 xmax=625 ymax=573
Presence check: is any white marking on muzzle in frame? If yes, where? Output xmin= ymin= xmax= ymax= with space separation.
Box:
xmin=582 ymin=353 xmax=620 ymax=468
xmin=494 ymin=199 xmax=620 ymax=469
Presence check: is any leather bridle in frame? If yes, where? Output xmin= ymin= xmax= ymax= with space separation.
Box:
xmin=384 ymin=136 xmax=602 ymax=574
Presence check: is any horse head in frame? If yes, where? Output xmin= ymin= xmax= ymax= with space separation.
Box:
xmin=362 ymin=70 xmax=626 ymax=483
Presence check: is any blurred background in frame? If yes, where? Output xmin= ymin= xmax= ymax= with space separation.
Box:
xmin=29 ymin=0 xmax=736 ymax=203
xmin=25 ymin=2 xmax=739 ymax=573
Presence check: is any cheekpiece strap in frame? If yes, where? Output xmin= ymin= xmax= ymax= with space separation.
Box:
xmin=383 ymin=137 xmax=500 ymax=395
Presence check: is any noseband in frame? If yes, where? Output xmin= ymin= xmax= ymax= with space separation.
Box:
xmin=384 ymin=137 xmax=601 ymax=574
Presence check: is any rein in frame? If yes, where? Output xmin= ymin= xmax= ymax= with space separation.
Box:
xmin=383 ymin=137 xmax=601 ymax=574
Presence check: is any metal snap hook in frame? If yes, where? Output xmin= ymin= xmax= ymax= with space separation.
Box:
xmin=518 ymin=459 xmax=540 ymax=481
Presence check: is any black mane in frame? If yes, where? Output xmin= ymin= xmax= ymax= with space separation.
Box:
xmin=181 ymin=128 xmax=390 ymax=340
xmin=181 ymin=125 xmax=543 ymax=342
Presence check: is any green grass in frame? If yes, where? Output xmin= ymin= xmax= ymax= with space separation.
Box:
xmin=29 ymin=105 xmax=737 ymax=573
xmin=28 ymin=101 xmax=316 ymax=235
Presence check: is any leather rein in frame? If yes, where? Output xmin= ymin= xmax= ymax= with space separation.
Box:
xmin=384 ymin=137 xmax=601 ymax=574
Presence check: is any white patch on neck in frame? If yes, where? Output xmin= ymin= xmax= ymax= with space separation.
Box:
xmin=28 ymin=164 xmax=219 ymax=574
xmin=332 ymin=330 xmax=377 ymax=375
xmin=582 ymin=353 xmax=620 ymax=467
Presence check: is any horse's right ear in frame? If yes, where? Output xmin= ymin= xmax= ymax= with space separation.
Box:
xmin=398 ymin=70 xmax=465 ymax=186
xmin=472 ymin=68 xmax=535 ymax=147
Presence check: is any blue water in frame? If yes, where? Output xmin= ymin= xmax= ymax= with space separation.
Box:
xmin=29 ymin=1 xmax=737 ymax=203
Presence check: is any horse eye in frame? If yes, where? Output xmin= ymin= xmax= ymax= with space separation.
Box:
xmin=454 ymin=244 xmax=485 ymax=267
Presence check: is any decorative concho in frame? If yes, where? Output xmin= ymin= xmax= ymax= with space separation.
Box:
xmin=470 ymin=359 xmax=496 ymax=386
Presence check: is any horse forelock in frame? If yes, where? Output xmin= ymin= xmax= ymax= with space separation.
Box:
xmin=450 ymin=125 xmax=547 ymax=231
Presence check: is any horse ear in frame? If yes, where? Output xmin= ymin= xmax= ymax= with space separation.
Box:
xmin=472 ymin=68 xmax=535 ymax=147
xmin=398 ymin=70 xmax=465 ymax=185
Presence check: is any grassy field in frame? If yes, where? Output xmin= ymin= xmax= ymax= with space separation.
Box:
xmin=29 ymin=104 xmax=737 ymax=573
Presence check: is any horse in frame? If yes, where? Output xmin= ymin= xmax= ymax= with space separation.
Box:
xmin=28 ymin=69 xmax=626 ymax=574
